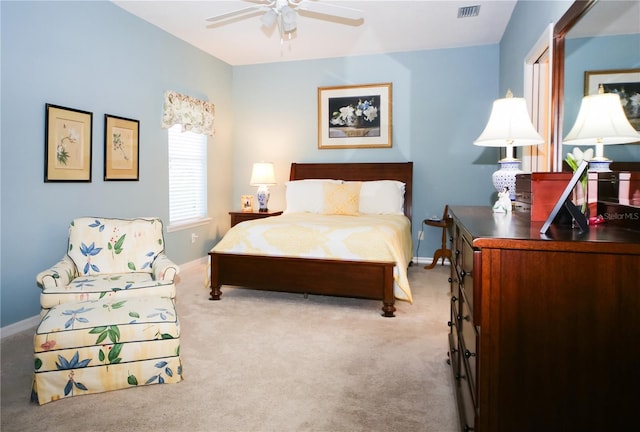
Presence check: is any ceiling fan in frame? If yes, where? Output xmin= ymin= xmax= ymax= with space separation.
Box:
xmin=205 ymin=0 xmax=364 ymax=41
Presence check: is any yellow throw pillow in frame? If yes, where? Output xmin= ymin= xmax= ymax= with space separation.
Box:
xmin=323 ymin=182 xmax=361 ymax=215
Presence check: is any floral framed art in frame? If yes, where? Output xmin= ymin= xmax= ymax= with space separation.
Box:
xmin=584 ymin=68 xmax=640 ymax=131
xmin=45 ymin=104 xmax=93 ymax=182
xmin=317 ymin=82 xmax=392 ymax=149
xmin=104 ymin=114 xmax=140 ymax=181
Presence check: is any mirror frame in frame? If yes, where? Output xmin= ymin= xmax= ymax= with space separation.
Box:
xmin=550 ymin=0 xmax=597 ymax=171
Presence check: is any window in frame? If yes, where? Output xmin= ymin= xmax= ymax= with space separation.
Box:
xmin=168 ymin=124 xmax=208 ymax=229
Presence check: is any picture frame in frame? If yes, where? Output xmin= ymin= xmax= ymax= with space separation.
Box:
xmin=241 ymin=194 xmax=254 ymax=212
xmin=317 ymin=82 xmax=392 ymax=149
xmin=44 ymin=104 xmax=93 ymax=182
xmin=104 ymin=114 xmax=140 ymax=181
xmin=540 ymin=160 xmax=589 ymax=235
xmin=584 ymin=68 xmax=640 ymax=131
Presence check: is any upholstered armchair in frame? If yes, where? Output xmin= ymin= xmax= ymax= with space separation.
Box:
xmin=36 ymin=217 xmax=179 ymax=314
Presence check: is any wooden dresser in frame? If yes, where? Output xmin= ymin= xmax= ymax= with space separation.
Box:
xmin=447 ymin=206 xmax=640 ymax=432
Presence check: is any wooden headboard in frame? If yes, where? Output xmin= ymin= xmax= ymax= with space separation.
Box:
xmin=289 ymin=162 xmax=413 ymax=221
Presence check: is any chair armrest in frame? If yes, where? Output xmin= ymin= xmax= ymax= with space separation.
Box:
xmin=36 ymin=256 xmax=78 ymax=290
xmin=152 ymin=253 xmax=180 ymax=282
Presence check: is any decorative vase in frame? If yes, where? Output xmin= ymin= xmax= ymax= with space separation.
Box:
xmin=256 ymin=185 xmax=270 ymax=212
xmin=346 ymin=114 xmax=363 ymax=128
xmin=492 ymin=160 xmax=524 ymax=201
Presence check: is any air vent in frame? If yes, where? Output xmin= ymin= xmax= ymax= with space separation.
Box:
xmin=458 ymin=5 xmax=480 ymax=18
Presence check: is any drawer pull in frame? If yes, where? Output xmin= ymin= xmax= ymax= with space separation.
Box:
xmin=463 ymin=314 xmax=471 ymax=322
xmin=464 ymin=349 xmax=476 ymax=359
xmin=451 ymin=296 xmax=458 ymax=303
xmin=461 ymin=269 xmax=473 ymax=277
xmin=463 ymin=425 xmax=474 ymax=431
xmin=447 ymin=321 xmax=453 ymax=327
xmin=455 ymin=249 xmax=461 ymax=256
xmin=456 ymin=314 xmax=462 ymax=322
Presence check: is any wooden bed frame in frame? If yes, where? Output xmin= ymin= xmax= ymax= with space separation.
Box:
xmin=208 ymin=162 xmax=413 ymax=317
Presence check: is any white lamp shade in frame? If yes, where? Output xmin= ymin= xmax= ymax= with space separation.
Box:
xmin=564 ymin=92 xmax=640 ymax=145
xmin=250 ymin=162 xmax=276 ymax=186
xmin=474 ymin=96 xmax=544 ymax=147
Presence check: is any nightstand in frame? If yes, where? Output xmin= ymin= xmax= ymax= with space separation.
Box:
xmin=229 ymin=210 xmax=283 ymax=227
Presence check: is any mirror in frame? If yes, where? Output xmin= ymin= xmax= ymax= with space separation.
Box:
xmin=552 ymin=0 xmax=640 ymax=171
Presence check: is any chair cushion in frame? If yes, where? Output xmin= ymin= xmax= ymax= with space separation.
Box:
xmin=39 ymin=272 xmax=175 ymax=309
xmin=67 ymin=217 xmax=166 ymax=276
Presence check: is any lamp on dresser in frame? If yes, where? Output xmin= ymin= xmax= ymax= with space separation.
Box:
xmin=474 ymin=90 xmax=544 ymax=201
xmin=563 ymin=85 xmax=640 ymax=172
xmin=250 ymin=162 xmax=277 ymax=212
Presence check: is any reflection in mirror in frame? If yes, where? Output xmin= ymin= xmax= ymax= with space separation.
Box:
xmin=561 ymin=0 xmax=640 ymax=168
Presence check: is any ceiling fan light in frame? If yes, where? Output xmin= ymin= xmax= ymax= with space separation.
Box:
xmin=261 ymin=9 xmax=277 ymax=27
xmin=280 ymin=5 xmax=297 ymax=33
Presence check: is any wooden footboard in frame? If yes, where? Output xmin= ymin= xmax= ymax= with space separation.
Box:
xmin=209 ymin=252 xmax=397 ymax=317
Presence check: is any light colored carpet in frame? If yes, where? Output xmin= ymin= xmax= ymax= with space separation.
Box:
xmin=1 ymin=262 xmax=458 ymax=432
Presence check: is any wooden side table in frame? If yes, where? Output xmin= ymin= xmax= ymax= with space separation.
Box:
xmin=229 ymin=210 xmax=283 ymax=227
xmin=424 ymin=205 xmax=452 ymax=269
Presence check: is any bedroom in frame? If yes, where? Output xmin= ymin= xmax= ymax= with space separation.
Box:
xmin=1 ymin=0 xmax=640 ymax=427
xmin=0 ymin=0 xmax=572 ymax=330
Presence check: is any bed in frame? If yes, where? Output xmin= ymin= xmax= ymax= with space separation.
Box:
xmin=208 ymin=162 xmax=413 ymax=317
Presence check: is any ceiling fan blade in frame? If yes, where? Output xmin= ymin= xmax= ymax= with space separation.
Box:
xmin=205 ymin=5 xmax=264 ymax=23
xmin=296 ymin=1 xmax=363 ymax=21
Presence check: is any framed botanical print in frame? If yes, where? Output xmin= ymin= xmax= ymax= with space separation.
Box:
xmin=104 ymin=114 xmax=140 ymax=180
xmin=45 ymin=104 xmax=93 ymax=182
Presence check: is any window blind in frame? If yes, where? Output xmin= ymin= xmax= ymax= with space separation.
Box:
xmin=168 ymin=124 xmax=207 ymax=226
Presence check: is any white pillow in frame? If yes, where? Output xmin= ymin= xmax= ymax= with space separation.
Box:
xmin=284 ymin=179 xmax=342 ymax=214
xmin=357 ymin=180 xmax=405 ymax=215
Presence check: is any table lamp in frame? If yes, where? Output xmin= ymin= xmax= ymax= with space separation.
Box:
xmin=250 ymin=162 xmax=276 ymax=212
xmin=563 ymin=85 xmax=640 ymax=172
xmin=474 ymin=90 xmax=544 ymax=201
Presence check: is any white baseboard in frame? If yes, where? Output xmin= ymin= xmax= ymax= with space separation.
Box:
xmin=178 ymin=256 xmax=208 ymax=272
xmin=413 ymin=256 xmax=451 ymax=266
xmin=1 ymin=256 xmax=443 ymax=339
xmin=0 ymin=315 xmax=41 ymax=340
xmin=0 ymin=257 xmax=210 ymax=341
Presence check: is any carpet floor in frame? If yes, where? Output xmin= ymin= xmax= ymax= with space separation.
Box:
xmin=1 ymin=262 xmax=458 ymax=432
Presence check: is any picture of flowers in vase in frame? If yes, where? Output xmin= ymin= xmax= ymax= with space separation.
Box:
xmin=328 ymin=95 xmax=381 ymax=138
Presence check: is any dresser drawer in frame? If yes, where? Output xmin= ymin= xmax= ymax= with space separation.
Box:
xmin=460 ymin=293 xmax=478 ymax=402
xmin=449 ymin=301 xmax=460 ymax=366
xmin=458 ymin=356 xmax=477 ymax=432
xmin=457 ymin=231 xmax=475 ymax=315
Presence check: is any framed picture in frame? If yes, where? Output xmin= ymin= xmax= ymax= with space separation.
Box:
xmin=45 ymin=104 xmax=93 ymax=182
xmin=104 ymin=114 xmax=140 ymax=181
xmin=540 ymin=160 xmax=589 ymax=235
xmin=241 ymin=195 xmax=254 ymax=212
xmin=317 ymin=82 xmax=392 ymax=149
xmin=584 ymin=68 xmax=640 ymax=131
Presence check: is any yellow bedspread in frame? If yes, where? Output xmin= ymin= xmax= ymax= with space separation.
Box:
xmin=211 ymin=213 xmax=413 ymax=302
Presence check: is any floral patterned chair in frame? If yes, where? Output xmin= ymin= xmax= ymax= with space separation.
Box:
xmin=36 ymin=217 xmax=179 ymax=314
xmin=32 ymin=217 xmax=182 ymax=404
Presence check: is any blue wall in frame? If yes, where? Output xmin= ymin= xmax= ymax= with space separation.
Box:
xmin=564 ymin=34 xmax=640 ymax=162
xmin=5 ymin=0 xmax=608 ymax=329
xmin=500 ymin=0 xmax=573 ymax=97
xmin=0 ymin=1 xmax=234 ymax=327
xmin=230 ymin=46 xmax=500 ymax=244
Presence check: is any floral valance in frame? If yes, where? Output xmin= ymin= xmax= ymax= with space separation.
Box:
xmin=161 ymin=91 xmax=215 ymax=136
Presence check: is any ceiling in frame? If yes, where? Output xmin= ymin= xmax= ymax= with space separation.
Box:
xmin=112 ymin=0 xmax=518 ymax=66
